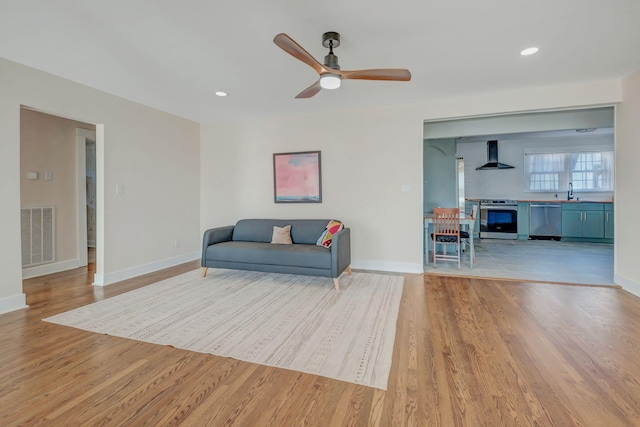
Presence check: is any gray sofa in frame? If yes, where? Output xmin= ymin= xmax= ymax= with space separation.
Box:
xmin=201 ymin=219 xmax=351 ymax=290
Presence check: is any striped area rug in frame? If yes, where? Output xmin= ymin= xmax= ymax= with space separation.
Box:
xmin=44 ymin=268 xmax=404 ymax=390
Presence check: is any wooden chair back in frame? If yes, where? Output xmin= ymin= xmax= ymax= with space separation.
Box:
xmin=433 ymin=208 xmax=461 ymax=238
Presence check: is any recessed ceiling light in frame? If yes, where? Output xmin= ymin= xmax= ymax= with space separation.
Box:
xmin=215 ymin=91 xmax=228 ymax=97
xmin=520 ymin=47 xmax=539 ymax=56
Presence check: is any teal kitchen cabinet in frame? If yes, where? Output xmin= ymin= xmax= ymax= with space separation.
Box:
xmin=561 ymin=209 xmax=583 ymax=237
xmin=604 ymin=203 xmax=614 ymax=239
xmin=562 ymin=203 xmax=605 ymax=240
xmin=582 ymin=209 xmax=605 ymax=238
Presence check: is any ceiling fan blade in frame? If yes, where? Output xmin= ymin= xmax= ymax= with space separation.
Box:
xmin=341 ymin=68 xmax=411 ymax=81
xmin=274 ymin=33 xmax=325 ymax=75
xmin=295 ymin=80 xmax=322 ymax=99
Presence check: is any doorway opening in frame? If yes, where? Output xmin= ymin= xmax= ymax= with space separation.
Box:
xmin=76 ymin=128 xmax=97 ymax=269
xmin=20 ymin=107 xmax=102 ymax=281
xmin=422 ymin=107 xmax=615 ymax=284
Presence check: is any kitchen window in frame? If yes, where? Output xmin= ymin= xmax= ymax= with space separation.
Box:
xmin=524 ymin=149 xmax=614 ymax=192
xmin=526 ymin=152 xmax=564 ymax=191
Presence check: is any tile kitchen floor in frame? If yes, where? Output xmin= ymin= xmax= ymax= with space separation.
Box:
xmin=424 ymin=239 xmax=614 ymax=286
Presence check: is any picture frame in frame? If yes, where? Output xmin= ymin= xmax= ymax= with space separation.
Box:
xmin=273 ymin=151 xmax=322 ymax=203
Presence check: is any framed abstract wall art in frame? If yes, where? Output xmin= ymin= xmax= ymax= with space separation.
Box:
xmin=273 ymin=151 xmax=322 ymax=203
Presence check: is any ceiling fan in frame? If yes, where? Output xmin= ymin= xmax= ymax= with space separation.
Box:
xmin=273 ymin=32 xmax=411 ymax=99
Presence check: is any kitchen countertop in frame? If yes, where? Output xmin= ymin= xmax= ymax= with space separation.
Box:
xmin=518 ymin=199 xmax=613 ymax=203
xmin=467 ymin=199 xmax=613 ymax=204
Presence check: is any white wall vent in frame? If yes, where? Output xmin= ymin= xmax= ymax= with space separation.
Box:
xmin=21 ymin=207 xmax=55 ymax=267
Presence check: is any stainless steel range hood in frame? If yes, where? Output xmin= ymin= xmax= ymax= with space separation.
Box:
xmin=476 ymin=140 xmax=514 ymax=170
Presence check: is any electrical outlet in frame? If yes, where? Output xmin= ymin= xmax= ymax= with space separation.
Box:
xmin=174 ymin=239 xmax=181 ymax=248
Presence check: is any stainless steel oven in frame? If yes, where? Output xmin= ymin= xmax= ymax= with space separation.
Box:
xmin=480 ymin=200 xmax=518 ymax=239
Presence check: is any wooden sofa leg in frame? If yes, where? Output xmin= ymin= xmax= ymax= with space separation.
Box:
xmin=347 ymin=265 xmax=352 ymax=275
xmin=333 ymin=278 xmax=340 ymax=291
xmin=201 ymin=267 xmax=208 ymax=278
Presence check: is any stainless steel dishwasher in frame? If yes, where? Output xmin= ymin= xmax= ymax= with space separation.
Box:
xmin=529 ymin=203 xmax=562 ymax=240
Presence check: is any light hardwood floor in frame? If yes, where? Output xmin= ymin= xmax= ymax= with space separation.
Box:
xmin=2 ymin=261 xmax=640 ymax=426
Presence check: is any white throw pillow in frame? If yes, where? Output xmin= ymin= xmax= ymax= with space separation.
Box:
xmin=271 ymin=225 xmax=293 ymax=244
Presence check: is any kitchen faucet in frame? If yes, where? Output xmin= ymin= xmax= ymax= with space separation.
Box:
xmin=567 ymin=182 xmax=574 ymax=200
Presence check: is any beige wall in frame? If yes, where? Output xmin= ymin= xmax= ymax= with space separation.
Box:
xmin=615 ymin=69 xmax=640 ymax=295
xmin=0 ymin=57 xmax=201 ymax=313
xmin=201 ymin=79 xmax=623 ymax=274
xmin=20 ymin=108 xmax=94 ymax=264
xmin=201 ymin=107 xmax=424 ymax=272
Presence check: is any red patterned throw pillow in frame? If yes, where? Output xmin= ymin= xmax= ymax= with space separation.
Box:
xmin=316 ymin=220 xmax=344 ymax=248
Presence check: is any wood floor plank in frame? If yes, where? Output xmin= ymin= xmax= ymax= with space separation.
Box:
xmin=2 ymin=260 xmax=640 ymax=426
xmin=240 ymin=371 xmax=314 ymax=425
xmin=265 ymin=375 xmax=334 ymax=426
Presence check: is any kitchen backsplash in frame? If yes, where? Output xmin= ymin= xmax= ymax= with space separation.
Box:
xmin=457 ymin=133 xmax=614 ymax=201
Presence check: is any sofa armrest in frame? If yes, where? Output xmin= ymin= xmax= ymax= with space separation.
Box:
xmin=331 ymin=227 xmax=351 ymax=277
xmin=201 ymin=225 xmax=235 ymax=266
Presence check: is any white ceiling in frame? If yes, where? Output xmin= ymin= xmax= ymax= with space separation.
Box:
xmin=1 ymin=1 xmax=639 ymax=123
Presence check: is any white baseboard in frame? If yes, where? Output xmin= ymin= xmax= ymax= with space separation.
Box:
xmin=0 ymin=293 xmax=28 ymax=315
xmin=614 ymin=273 xmax=640 ymax=298
xmin=22 ymin=258 xmax=81 ymax=279
xmin=93 ymin=251 xmax=200 ymax=287
xmin=351 ymin=259 xmax=424 ymax=274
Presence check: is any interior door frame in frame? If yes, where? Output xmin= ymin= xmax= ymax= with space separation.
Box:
xmin=76 ymin=128 xmax=95 ymax=267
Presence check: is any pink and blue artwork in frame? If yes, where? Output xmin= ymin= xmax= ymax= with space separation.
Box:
xmin=273 ymin=151 xmax=322 ymax=203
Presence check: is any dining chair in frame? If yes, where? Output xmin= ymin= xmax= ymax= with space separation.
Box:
xmin=431 ymin=207 xmax=461 ymax=269
xmin=461 ymin=204 xmax=478 ymax=264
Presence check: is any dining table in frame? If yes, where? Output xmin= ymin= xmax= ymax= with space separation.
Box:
xmin=424 ymin=213 xmax=476 ymax=268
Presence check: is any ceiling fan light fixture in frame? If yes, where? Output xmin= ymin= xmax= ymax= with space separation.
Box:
xmin=273 ymin=32 xmax=410 ymax=98
xmin=320 ymin=73 xmax=341 ymax=90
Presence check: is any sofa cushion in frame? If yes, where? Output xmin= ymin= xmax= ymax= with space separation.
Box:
xmin=233 ymin=219 xmax=333 ymax=245
xmin=271 ymin=225 xmax=293 ymax=244
xmin=205 ymin=241 xmax=331 ymax=269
